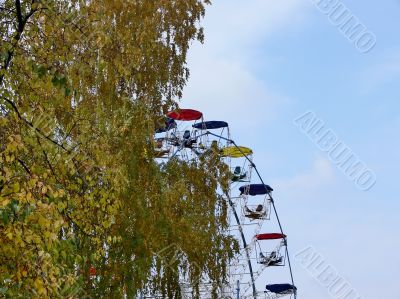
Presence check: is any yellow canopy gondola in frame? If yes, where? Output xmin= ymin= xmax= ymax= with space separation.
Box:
xmin=221 ymin=146 xmax=253 ymax=158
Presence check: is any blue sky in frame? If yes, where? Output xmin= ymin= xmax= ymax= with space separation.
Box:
xmin=183 ymin=1 xmax=400 ymax=298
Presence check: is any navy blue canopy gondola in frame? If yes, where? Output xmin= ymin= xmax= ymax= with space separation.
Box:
xmin=155 ymin=118 xmax=177 ymax=133
xmin=239 ymin=184 xmax=273 ymax=196
xmin=265 ymin=284 xmax=297 ymax=294
xmin=192 ymin=121 xmax=228 ymax=130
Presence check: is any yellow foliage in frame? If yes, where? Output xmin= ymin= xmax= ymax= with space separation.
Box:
xmin=0 ymin=0 xmax=233 ymax=298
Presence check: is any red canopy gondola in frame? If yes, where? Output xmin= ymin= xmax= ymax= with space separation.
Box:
xmin=167 ymin=109 xmax=203 ymax=121
xmin=89 ymin=266 xmax=96 ymax=276
xmin=256 ymin=233 xmax=286 ymax=241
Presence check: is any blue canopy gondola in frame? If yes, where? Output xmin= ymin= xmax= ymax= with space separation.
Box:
xmin=192 ymin=121 xmax=229 ymax=130
xmin=239 ymin=184 xmax=273 ymax=196
xmin=155 ymin=118 xmax=177 ymax=133
xmin=265 ymin=284 xmax=297 ymax=294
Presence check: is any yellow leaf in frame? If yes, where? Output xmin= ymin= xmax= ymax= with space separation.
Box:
xmin=38 ymin=216 xmax=48 ymax=228
xmin=26 ymin=192 xmax=33 ymax=202
xmin=1 ymin=199 xmax=10 ymax=207
xmin=41 ymin=186 xmax=48 ymax=194
xmin=13 ymin=182 xmax=20 ymax=193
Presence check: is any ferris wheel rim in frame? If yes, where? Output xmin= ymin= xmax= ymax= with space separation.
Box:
xmin=153 ymin=110 xmax=297 ymax=299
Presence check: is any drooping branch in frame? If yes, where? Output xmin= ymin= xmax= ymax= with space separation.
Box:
xmin=17 ymin=158 xmax=31 ymax=175
xmin=15 ymin=0 xmax=24 ymax=31
xmin=0 ymin=0 xmax=38 ymax=85
xmin=3 ymin=96 xmax=67 ymax=150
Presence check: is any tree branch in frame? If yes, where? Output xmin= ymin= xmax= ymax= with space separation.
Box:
xmin=17 ymin=158 xmax=31 ymax=175
xmin=36 ymin=135 xmax=62 ymax=185
xmin=64 ymin=212 xmax=97 ymax=238
xmin=3 ymin=97 xmax=67 ymax=151
xmin=15 ymin=0 xmax=24 ymax=31
xmin=0 ymin=1 xmax=38 ymax=85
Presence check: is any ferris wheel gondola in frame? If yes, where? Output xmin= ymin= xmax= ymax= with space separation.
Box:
xmin=155 ymin=109 xmax=204 ymax=161
xmin=239 ymin=184 xmax=273 ymax=222
xmin=255 ymin=233 xmax=287 ymax=267
xmin=221 ymin=146 xmax=254 ymax=191
xmin=264 ymin=284 xmax=297 ymax=299
xmin=192 ymin=120 xmax=231 ymax=157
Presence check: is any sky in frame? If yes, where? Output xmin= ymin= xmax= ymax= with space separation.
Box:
xmin=182 ymin=1 xmax=400 ymax=298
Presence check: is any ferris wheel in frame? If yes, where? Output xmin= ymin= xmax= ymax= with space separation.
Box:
xmin=152 ymin=108 xmax=297 ymax=299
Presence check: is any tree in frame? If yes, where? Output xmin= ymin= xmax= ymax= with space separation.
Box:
xmin=1 ymin=1 xmax=235 ymax=298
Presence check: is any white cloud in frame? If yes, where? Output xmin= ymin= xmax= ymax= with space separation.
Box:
xmin=182 ymin=0 xmax=307 ymax=135
xmin=360 ymin=49 xmax=400 ymax=92
xmin=201 ymin=0 xmax=307 ymax=54
xmin=184 ymin=52 xmax=288 ymax=135
xmin=272 ymin=157 xmax=335 ymax=192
